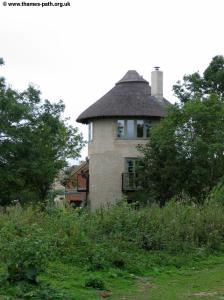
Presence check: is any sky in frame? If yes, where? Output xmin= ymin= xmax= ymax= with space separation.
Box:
xmin=0 ymin=0 xmax=224 ymax=161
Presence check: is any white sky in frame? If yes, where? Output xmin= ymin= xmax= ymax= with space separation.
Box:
xmin=0 ymin=0 xmax=224 ymax=160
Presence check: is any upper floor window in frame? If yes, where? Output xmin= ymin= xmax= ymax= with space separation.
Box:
xmin=88 ymin=122 xmax=93 ymax=142
xmin=117 ymin=120 xmax=125 ymax=138
xmin=117 ymin=119 xmax=151 ymax=139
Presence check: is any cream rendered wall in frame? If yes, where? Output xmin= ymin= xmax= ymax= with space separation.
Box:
xmin=88 ymin=118 xmax=147 ymax=211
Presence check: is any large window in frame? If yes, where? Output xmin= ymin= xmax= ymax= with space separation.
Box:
xmin=122 ymin=158 xmax=143 ymax=191
xmin=117 ymin=119 xmax=151 ymax=139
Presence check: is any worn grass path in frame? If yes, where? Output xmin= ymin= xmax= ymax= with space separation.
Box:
xmin=112 ymin=262 xmax=224 ymax=300
xmin=38 ymin=257 xmax=224 ymax=300
xmin=1 ymin=258 xmax=224 ymax=299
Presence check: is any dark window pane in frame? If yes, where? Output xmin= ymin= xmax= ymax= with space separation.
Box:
xmin=117 ymin=120 xmax=125 ymax=138
xmin=137 ymin=120 xmax=144 ymax=138
xmin=127 ymin=160 xmax=134 ymax=173
xmin=125 ymin=158 xmax=136 ymax=173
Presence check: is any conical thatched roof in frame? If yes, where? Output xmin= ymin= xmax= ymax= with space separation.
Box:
xmin=76 ymin=70 xmax=170 ymax=124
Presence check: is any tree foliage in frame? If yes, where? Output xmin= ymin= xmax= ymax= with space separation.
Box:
xmin=138 ymin=56 xmax=224 ymax=205
xmin=173 ymin=55 xmax=224 ymax=103
xmin=0 ymin=60 xmax=85 ymax=205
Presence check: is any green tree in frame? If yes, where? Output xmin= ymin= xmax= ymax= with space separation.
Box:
xmin=173 ymin=55 xmax=224 ymax=103
xmin=0 ymin=59 xmax=85 ymax=205
xmin=138 ymin=56 xmax=224 ymax=205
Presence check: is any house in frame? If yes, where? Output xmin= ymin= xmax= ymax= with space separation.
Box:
xmin=64 ymin=160 xmax=89 ymax=207
xmin=51 ymin=161 xmax=89 ymax=208
xmin=76 ymin=68 xmax=170 ymax=210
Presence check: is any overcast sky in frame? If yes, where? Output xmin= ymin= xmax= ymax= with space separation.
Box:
xmin=0 ymin=0 xmax=224 ymax=160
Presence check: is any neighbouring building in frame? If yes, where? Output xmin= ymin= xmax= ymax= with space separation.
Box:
xmin=51 ymin=161 xmax=89 ymax=207
xmin=76 ymin=68 xmax=170 ymax=210
xmin=64 ymin=160 xmax=89 ymax=207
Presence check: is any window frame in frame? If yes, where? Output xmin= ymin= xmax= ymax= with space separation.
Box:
xmin=116 ymin=119 xmax=152 ymax=140
xmin=122 ymin=157 xmax=143 ymax=192
xmin=125 ymin=157 xmax=137 ymax=173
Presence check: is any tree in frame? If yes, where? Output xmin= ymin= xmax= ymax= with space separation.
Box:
xmin=138 ymin=56 xmax=224 ymax=206
xmin=173 ymin=55 xmax=224 ymax=103
xmin=0 ymin=59 xmax=85 ymax=205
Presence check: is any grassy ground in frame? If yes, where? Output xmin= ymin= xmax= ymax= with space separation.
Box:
xmin=114 ymin=261 xmax=224 ymax=299
xmin=37 ymin=256 xmax=224 ymax=300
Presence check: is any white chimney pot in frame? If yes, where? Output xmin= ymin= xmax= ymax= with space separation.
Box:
xmin=151 ymin=67 xmax=163 ymax=101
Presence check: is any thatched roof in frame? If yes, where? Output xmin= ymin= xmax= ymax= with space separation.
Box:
xmin=76 ymin=70 xmax=170 ymax=124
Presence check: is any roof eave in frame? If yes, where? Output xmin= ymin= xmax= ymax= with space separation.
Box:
xmin=76 ymin=113 xmax=165 ymax=124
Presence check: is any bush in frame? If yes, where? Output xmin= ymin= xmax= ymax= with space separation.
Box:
xmin=0 ymin=224 xmax=50 ymax=283
xmin=0 ymin=206 xmax=50 ymax=283
xmin=136 ymin=201 xmax=224 ymax=253
xmin=23 ymin=283 xmax=71 ymax=300
xmin=84 ymin=276 xmax=105 ymax=290
xmin=0 ymin=282 xmax=71 ymax=300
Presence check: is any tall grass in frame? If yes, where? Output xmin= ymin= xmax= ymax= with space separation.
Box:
xmin=0 ymin=200 xmax=224 ymax=281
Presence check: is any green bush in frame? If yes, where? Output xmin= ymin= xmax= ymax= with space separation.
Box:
xmin=0 ymin=282 xmax=71 ymax=300
xmin=136 ymin=201 xmax=224 ymax=253
xmin=23 ymin=283 xmax=71 ymax=300
xmin=0 ymin=206 xmax=50 ymax=283
xmin=84 ymin=276 xmax=105 ymax=290
xmin=0 ymin=224 xmax=50 ymax=283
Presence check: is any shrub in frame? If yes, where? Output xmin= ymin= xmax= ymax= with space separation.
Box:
xmin=23 ymin=283 xmax=71 ymax=300
xmin=0 ymin=207 xmax=50 ymax=283
xmin=0 ymin=282 xmax=71 ymax=300
xmin=0 ymin=224 xmax=50 ymax=283
xmin=84 ymin=276 xmax=105 ymax=290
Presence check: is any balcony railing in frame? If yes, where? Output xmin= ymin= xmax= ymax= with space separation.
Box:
xmin=122 ymin=173 xmax=142 ymax=192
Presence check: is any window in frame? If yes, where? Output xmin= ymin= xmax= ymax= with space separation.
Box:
xmin=124 ymin=158 xmax=137 ymax=190
xmin=127 ymin=120 xmax=135 ymax=138
xmin=117 ymin=120 xmax=125 ymax=138
xmin=122 ymin=158 xmax=143 ymax=191
xmin=117 ymin=119 xmax=152 ymax=139
xmin=126 ymin=158 xmax=136 ymax=173
xmin=88 ymin=122 xmax=93 ymax=141
xmin=125 ymin=158 xmax=142 ymax=173
xmin=144 ymin=121 xmax=151 ymax=138
xmin=137 ymin=120 xmax=144 ymax=138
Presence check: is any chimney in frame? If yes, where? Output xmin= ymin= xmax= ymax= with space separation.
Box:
xmin=151 ymin=67 xmax=163 ymax=101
